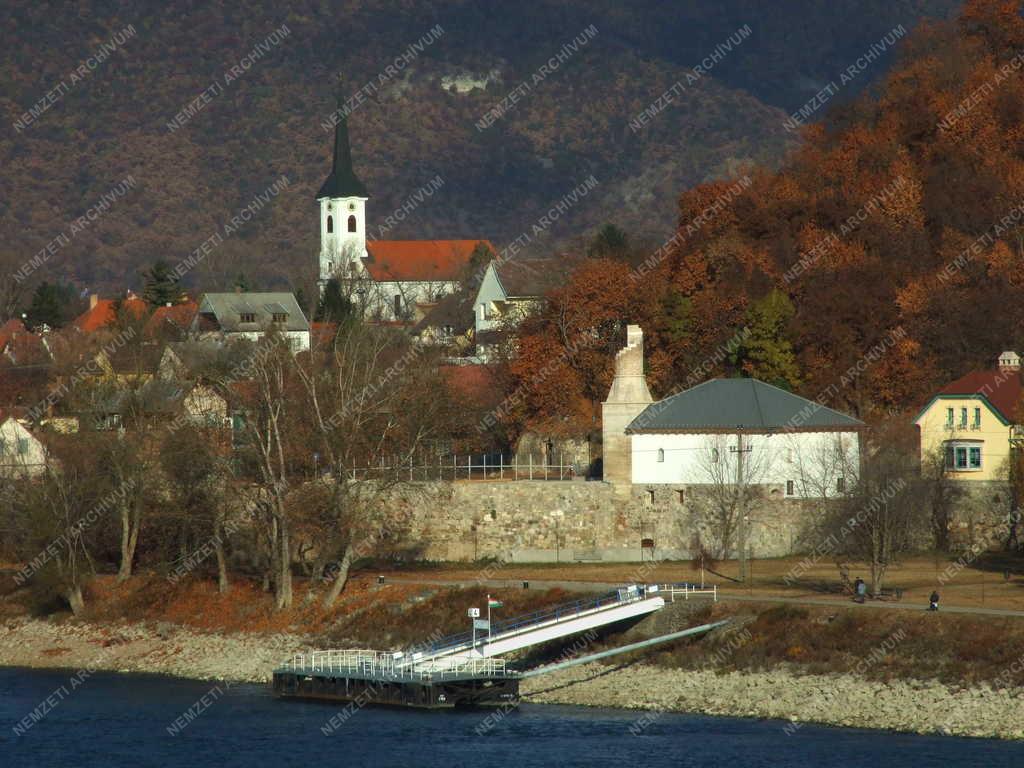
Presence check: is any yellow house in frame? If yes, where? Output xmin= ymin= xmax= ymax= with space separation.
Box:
xmin=914 ymin=351 xmax=1022 ymax=481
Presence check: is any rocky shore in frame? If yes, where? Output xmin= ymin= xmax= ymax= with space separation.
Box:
xmin=0 ymin=617 xmax=309 ymax=683
xmin=521 ymin=662 xmax=1024 ymax=740
xmin=3 ymin=617 xmax=1023 ymax=740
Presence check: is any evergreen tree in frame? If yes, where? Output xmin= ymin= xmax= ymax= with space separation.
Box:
xmin=141 ymin=261 xmax=179 ymax=306
xmin=587 ymin=223 xmax=628 ymax=259
xmin=731 ymin=289 xmax=801 ymax=389
xmin=315 ymin=278 xmax=353 ymax=323
xmin=233 ymin=273 xmax=250 ymax=293
xmin=26 ymin=281 xmax=78 ymax=329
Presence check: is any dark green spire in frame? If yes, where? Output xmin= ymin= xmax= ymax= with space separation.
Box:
xmin=316 ymin=99 xmax=368 ymax=200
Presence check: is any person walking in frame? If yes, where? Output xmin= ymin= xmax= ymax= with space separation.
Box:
xmin=929 ymin=590 xmax=940 ymax=611
xmin=854 ymin=577 xmax=866 ymax=604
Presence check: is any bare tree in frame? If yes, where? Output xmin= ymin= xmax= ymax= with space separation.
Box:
xmin=921 ymin=445 xmax=964 ymax=552
xmin=694 ymin=433 xmax=775 ymax=563
xmin=785 ymin=432 xmax=859 ymax=501
xmin=160 ymin=421 xmax=234 ymax=592
xmin=10 ymin=433 xmax=116 ymax=615
xmin=234 ymin=332 xmax=299 ymax=610
xmin=820 ymin=435 xmax=924 ymax=596
xmin=293 ymin=320 xmax=449 ymax=607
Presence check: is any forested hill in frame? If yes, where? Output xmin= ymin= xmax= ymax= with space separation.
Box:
xmin=1 ymin=0 xmax=956 ymax=296
xmin=508 ymin=0 xmax=1024 ymax=435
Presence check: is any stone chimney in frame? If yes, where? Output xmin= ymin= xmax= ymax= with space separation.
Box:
xmin=89 ymin=294 xmax=99 ymax=310
xmin=601 ymin=324 xmax=653 ymax=484
xmin=998 ymin=350 xmax=1021 ymax=373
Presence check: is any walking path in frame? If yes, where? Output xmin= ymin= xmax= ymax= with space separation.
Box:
xmin=382 ymin=575 xmax=1024 ymax=619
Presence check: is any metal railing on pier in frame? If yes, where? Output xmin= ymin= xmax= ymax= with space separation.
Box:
xmin=278 ymin=649 xmax=512 ymax=681
xmin=657 ymin=583 xmax=718 ymax=602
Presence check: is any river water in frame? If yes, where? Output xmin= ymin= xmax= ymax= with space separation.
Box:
xmin=1 ymin=668 xmax=1021 ymax=767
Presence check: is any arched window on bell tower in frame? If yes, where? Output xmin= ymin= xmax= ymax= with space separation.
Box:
xmin=348 ymin=215 xmax=357 ymax=233
xmin=326 ymin=215 xmax=333 ymax=233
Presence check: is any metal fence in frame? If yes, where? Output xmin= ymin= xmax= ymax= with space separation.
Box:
xmin=342 ymin=454 xmax=578 ymax=482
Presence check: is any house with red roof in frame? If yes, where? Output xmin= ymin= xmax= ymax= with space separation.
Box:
xmin=72 ymin=293 xmax=147 ymax=333
xmin=914 ymin=350 xmax=1023 ymax=480
xmin=315 ymin=110 xmax=492 ymax=324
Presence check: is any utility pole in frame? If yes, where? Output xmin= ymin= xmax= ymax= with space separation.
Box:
xmin=732 ymin=432 xmax=753 ymax=582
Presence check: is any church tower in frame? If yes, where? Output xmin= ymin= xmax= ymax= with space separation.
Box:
xmin=317 ymin=111 xmax=369 ymax=290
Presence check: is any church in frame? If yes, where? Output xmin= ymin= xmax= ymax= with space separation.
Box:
xmin=316 ymin=113 xmax=493 ymax=324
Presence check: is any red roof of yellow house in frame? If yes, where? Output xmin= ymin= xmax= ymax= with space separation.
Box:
xmin=73 ymin=296 xmax=147 ymax=332
xmin=364 ymin=240 xmax=493 ymax=282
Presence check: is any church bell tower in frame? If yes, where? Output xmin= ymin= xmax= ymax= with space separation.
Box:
xmin=316 ymin=107 xmax=369 ymax=291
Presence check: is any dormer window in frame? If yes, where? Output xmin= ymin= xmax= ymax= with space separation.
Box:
xmin=240 ymin=312 xmax=256 ymax=324
xmin=272 ymin=312 xmax=288 ymax=324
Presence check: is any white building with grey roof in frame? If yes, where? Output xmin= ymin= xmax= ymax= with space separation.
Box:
xmin=604 ymin=327 xmax=864 ymax=498
xmin=192 ymin=292 xmax=310 ymax=351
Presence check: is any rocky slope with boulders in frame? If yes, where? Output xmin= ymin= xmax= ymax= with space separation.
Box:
xmin=521 ymin=662 xmax=1024 ymax=740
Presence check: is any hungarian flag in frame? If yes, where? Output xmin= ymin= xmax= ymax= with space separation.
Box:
xmin=488 ymin=597 xmax=503 ymax=608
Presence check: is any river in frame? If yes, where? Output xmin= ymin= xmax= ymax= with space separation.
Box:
xmin=1 ymin=668 xmax=1021 ymax=766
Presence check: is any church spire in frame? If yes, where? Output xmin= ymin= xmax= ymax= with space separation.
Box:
xmin=316 ymin=94 xmax=368 ymax=200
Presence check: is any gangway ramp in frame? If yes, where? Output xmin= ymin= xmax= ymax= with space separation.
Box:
xmin=404 ymin=585 xmax=665 ymax=666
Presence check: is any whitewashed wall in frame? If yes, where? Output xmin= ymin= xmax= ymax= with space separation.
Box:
xmin=630 ymin=431 xmax=860 ymax=498
xmin=0 ymin=419 xmax=46 ymax=478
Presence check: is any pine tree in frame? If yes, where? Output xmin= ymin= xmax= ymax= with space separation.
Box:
xmin=587 ymin=223 xmax=628 ymax=258
xmin=731 ymin=289 xmax=801 ymax=389
xmin=26 ymin=281 xmax=78 ymax=329
xmin=315 ymin=278 xmax=353 ymax=323
xmin=141 ymin=261 xmax=179 ymax=306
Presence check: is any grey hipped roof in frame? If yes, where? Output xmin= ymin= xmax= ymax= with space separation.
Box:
xmin=196 ymin=293 xmax=310 ymax=333
xmin=627 ymin=378 xmax=864 ymax=433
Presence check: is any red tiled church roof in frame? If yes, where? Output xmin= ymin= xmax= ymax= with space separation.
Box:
xmin=937 ymin=369 xmax=1022 ymax=422
xmin=364 ymin=240 xmax=493 ymax=282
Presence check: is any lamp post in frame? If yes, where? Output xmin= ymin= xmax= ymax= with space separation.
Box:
xmin=730 ymin=432 xmax=754 ymax=582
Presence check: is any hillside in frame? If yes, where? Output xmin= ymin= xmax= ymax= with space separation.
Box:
xmin=0 ymin=0 xmax=957 ymax=298
xmin=510 ymin=0 xmax=1024 ymax=431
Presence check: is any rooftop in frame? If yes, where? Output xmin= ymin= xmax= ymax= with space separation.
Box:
xmin=628 ymin=378 xmax=864 ymax=433
xmin=364 ymin=240 xmax=493 ymax=282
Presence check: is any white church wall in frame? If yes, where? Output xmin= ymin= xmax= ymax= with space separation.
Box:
xmin=319 ymin=196 xmax=368 ymax=282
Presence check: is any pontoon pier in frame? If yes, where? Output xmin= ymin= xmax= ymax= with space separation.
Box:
xmin=272 ymin=583 xmax=719 ymax=709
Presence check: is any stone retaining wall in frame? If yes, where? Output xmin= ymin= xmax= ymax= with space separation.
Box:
xmin=391 ymin=480 xmax=819 ymax=563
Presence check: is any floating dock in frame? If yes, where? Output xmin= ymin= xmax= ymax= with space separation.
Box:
xmin=272 ymin=583 xmax=719 ymax=709
xmin=273 ymin=650 xmax=518 ymax=708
